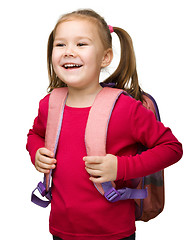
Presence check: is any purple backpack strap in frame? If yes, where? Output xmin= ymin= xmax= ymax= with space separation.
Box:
xmin=31 ymin=87 xmax=68 ymax=207
xmin=85 ymin=87 xmax=147 ymax=202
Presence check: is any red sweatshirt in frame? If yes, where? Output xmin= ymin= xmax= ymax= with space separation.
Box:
xmin=26 ymin=91 xmax=182 ymax=240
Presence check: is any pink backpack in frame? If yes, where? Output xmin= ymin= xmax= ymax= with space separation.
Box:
xmin=31 ymin=87 xmax=164 ymax=222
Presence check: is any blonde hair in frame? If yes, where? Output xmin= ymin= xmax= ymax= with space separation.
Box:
xmin=47 ymin=9 xmax=143 ymax=101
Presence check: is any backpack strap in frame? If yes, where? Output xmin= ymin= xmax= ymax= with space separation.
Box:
xmin=85 ymin=87 xmax=147 ymax=202
xmin=31 ymin=87 xmax=68 ymax=207
xmin=31 ymin=87 xmax=147 ymax=207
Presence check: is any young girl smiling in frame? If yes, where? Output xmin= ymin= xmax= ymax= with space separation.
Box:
xmin=52 ymin=17 xmax=112 ymax=108
xmin=27 ymin=9 xmax=182 ymax=240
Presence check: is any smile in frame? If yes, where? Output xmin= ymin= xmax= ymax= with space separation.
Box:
xmin=63 ymin=64 xmax=83 ymax=69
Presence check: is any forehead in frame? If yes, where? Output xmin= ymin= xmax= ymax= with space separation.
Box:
xmin=55 ymin=18 xmax=99 ymax=39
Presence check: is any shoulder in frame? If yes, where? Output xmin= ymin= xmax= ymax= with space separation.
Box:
xmin=109 ymin=92 xmax=139 ymax=126
xmin=115 ymin=91 xmax=141 ymax=112
xmin=38 ymin=93 xmax=50 ymax=111
xmin=36 ymin=93 xmax=50 ymax=123
xmin=113 ymin=91 xmax=155 ymax=122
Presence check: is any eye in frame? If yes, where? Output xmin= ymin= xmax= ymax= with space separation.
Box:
xmin=77 ymin=43 xmax=87 ymax=47
xmin=55 ymin=43 xmax=65 ymax=47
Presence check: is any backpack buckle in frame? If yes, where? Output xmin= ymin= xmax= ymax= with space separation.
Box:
xmin=104 ymin=187 xmax=121 ymax=202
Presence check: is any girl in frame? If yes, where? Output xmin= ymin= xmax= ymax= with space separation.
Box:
xmin=26 ymin=9 xmax=183 ymax=240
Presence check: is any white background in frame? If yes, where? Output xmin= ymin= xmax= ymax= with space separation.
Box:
xmin=0 ymin=0 xmax=186 ymax=239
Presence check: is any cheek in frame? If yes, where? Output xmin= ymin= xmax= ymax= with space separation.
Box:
xmin=52 ymin=49 xmax=61 ymax=67
xmin=92 ymin=48 xmax=105 ymax=67
xmin=84 ymin=50 xmax=102 ymax=67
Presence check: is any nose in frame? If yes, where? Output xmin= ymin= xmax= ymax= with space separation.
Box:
xmin=64 ymin=44 xmax=76 ymax=57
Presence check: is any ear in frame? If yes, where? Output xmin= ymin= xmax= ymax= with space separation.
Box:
xmin=101 ymin=48 xmax=113 ymax=68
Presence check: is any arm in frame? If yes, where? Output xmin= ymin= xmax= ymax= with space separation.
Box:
xmin=117 ymin=100 xmax=183 ymax=181
xmin=26 ymin=94 xmax=52 ymax=166
xmin=26 ymin=94 xmax=57 ymax=173
xmin=26 ymin=125 xmax=46 ymax=166
xmin=84 ymin=98 xmax=183 ymax=183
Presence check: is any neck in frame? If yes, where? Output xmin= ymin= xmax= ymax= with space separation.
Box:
xmin=66 ymin=84 xmax=103 ymax=108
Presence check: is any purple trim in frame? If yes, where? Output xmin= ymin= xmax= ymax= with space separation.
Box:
xmin=37 ymin=182 xmax=46 ymax=197
xmin=31 ymin=186 xmax=51 ymax=208
xmin=136 ymin=92 xmax=161 ymax=220
xmin=143 ymin=92 xmax=161 ymax=121
xmin=102 ymin=182 xmax=148 ymax=203
xmin=100 ymin=82 xmax=116 ymax=88
xmin=119 ymin=187 xmax=148 ymax=200
xmin=139 ymin=178 xmax=145 ymax=220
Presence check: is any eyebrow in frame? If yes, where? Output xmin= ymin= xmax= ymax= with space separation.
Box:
xmin=54 ymin=36 xmax=93 ymax=42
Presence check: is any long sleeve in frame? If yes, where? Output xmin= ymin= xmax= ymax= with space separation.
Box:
xmin=113 ymin=96 xmax=183 ymax=181
xmin=26 ymin=94 xmax=50 ymax=165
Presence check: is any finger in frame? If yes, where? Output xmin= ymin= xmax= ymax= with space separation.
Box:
xmin=39 ymin=148 xmax=54 ymax=158
xmin=39 ymin=155 xmax=56 ymax=165
xmin=85 ymin=162 xmax=101 ymax=170
xmin=36 ymin=166 xmax=51 ymax=174
xmin=89 ymin=176 xmax=106 ymax=184
xmin=83 ymin=156 xmax=104 ymax=164
xmin=85 ymin=167 xmax=102 ymax=177
xmin=37 ymin=160 xmax=56 ymax=170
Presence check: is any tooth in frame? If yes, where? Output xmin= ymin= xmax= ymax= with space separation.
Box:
xmin=63 ymin=64 xmax=82 ymax=68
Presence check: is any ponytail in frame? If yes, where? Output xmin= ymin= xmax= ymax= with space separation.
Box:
xmin=104 ymin=27 xmax=143 ymax=101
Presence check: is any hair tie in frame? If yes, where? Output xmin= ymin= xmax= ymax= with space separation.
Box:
xmin=108 ymin=25 xmax=114 ymax=33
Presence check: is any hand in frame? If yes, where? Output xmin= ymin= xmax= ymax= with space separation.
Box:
xmin=35 ymin=148 xmax=56 ymax=174
xmin=83 ymin=154 xmax=117 ymax=183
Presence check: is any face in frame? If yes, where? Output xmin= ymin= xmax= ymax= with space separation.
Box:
xmin=52 ymin=19 xmax=112 ymax=90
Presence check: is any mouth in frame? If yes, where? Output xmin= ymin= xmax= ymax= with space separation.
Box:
xmin=62 ymin=64 xmax=83 ymax=70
